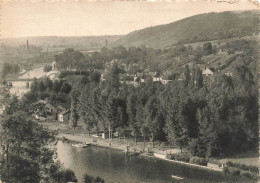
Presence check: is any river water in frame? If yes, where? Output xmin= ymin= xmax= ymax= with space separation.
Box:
xmin=18 ymin=66 xmax=46 ymax=79
xmin=56 ymin=141 xmax=247 ymax=183
xmin=10 ymin=67 xmax=45 ymax=96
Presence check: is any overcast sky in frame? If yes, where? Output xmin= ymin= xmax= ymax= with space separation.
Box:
xmin=1 ymin=1 xmax=257 ymax=38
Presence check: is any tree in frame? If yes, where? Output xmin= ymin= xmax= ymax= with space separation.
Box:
xmin=94 ymin=176 xmax=105 ymax=183
xmin=104 ymin=65 xmax=122 ymax=94
xmin=53 ymin=80 xmax=62 ymax=93
xmin=52 ymin=169 xmax=78 ymax=183
xmin=80 ymin=86 xmax=94 ymax=136
xmin=144 ymin=97 xmax=160 ymax=148
xmin=61 ymin=82 xmax=72 ymax=94
xmin=31 ymin=77 xmax=39 ymax=92
xmin=90 ymin=72 xmax=101 ymax=84
xmin=195 ymin=67 xmax=203 ymax=88
xmin=69 ymin=100 xmax=79 ymax=135
xmin=127 ymin=93 xmax=139 ymax=144
xmin=0 ymin=99 xmax=59 ymax=183
xmin=203 ymin=42 xmax=212 ymax=55
xmin=183 ymin=65 xmax=190 ymax=87
xmin=84 ymin=173 xmax=94 ymax=183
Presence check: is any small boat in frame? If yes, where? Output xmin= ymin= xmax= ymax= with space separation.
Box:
xmin=171 ymin=175 xmax=184 ymax=180
xmin=72 ymin=143 xmax=89 ymax=148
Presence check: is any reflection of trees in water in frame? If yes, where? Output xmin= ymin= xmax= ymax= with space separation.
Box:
xmin=58 ymin=142 xmax=245 ymax=183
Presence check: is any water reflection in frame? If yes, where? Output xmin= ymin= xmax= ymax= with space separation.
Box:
xmin=56 ymin=141 xmax=246 ymax=183
xmin=19 ymin=67 xmax=45 ymax=79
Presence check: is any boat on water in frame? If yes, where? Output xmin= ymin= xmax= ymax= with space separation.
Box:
xmin=171 ymin=175 xmax=184 ymax=180
xmin=72 ymin=143 xmax=90 ymax=148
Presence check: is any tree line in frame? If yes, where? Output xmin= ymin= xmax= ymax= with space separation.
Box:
xmin=69 ymin=63 xmax=258 ymax=158
xmin=54 ymin=39 xmax=257 ymax=77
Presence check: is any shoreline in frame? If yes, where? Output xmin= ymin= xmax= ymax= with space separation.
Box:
xmin=56 ymin=133 xmax=223 ymax=173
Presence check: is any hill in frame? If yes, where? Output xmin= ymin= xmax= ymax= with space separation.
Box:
xmin=1 ymin=35 xmax=122 ymax=50
xmin=112 ymin=10 xmax=259 ymax=49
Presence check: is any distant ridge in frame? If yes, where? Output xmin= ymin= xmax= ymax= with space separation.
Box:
xmin=1 ymin=35 xmax=122 ymax=49
xmin=112 ymin=10 xmax=259 ymax=49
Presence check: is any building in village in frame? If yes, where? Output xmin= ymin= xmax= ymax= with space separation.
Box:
xmin=45 ymin=103 xmax=57 ymax=114
xmin=57 ymin=110 xmax=71 ymax=123
xmin=202 ymin=67 xmax=214 ymax=76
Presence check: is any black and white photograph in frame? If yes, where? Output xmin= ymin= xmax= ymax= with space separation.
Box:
xmin=0 ymin=0 xmax=259 ymax=182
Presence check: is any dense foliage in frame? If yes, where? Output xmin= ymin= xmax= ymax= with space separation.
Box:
xmin=69 ymin=62 xmax=258 ymax=158
xmin=25 ymin=38 xmax=258 ymax=159
xmin=0 ymin=87 xmax=75 ymax=182
xmin=23 ymin=77 xmax=72 ymax=107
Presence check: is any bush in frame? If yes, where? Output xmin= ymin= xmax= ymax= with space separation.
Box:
xmin=174 ymin=153 xmax=190 ymax=162
xmin=241 ymin=171 xmax=254 ymax=179
xmin=94 ymin=176 xmax=105 ymax=183
xmin=166 ymin=154 xmax=174 ymax=160
xmin=229 ymin=167 xmax=241 ymax=176
xmin=53 ymin=169 xmax=77 ymax=183
xmin=225 ymin=161 xmax=259 ymax=173
xmin=223 ymin=166 xmax=230 ymax=174
xmin=189 ymin=157 xmax=208 ymax=166
xmin=84 ymin=173 xmax=94 ymax=183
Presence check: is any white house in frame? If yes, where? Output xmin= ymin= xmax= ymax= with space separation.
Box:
xmin=202 ymin=68 xmax=214 ymax=76
xmin=58 ymin=110 xmax=70 ymax=123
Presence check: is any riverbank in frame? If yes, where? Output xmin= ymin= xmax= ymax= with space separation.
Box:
xmin=56 ymin=131 xmax=225 ymax=173
xmin=41 ymin=121 xmax=258 ymax=174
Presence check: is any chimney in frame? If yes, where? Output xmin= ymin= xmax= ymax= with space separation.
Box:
xmin=26 ymin=40 xmax=29 ymax=52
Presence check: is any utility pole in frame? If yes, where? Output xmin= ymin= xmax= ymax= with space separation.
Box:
xmin=109 ymin=121 xmax=111 ymax=146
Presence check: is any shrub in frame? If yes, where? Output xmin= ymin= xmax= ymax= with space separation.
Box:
xmin=53 ymin=169 xmax=77 ymax=183
xmin=94 ymin=176 xmax=105 ymax=183
xmin=225 ymin=161 xmax=259 ymax=173
xmin=174 ymin=153 xmax=190 ymax=162
xmin=223 ymin=166 xmax=230 ymax=174
xmin=84 ymin=173 xmax=94 ymax=183
xmin=229 ymin=167 xmax=241 ymax=176
xmin=166 ymin=154 xmax=174 ymax=160
xmin=189 ymin=157 xmax=208 ymax=166
xmin=241 ymin=171 xmax=253 ymax=179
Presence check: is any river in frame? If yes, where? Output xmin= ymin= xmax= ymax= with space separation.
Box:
xmin=18 ymin=66 xmax=46 ymax=79
xmin=10 ymin=66 xmax=45 ymax=96
xmin=56 ymin=141 xmax=247 ymax=183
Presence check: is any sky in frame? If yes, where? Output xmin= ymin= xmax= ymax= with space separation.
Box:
xmin=1 ymin=1 xmax=258 ymax=38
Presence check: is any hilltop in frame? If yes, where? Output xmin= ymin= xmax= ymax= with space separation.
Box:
xmin=112 ymin=10 xmax=259 ymax=49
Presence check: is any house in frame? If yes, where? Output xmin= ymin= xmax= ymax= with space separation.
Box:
xmin=161 ymin=79 xmax=172 ymax=85
xmin=44 ymin=103 xmax=57 ymax=114
xmin=225 ymin=72 xmax=232 ymax=76
xmin=153 ymin=77 xmax=162 ymax=82
xmin=58 ymin=110 xmax=70 ymax=123
xmin=202 ymin=68 xmax=214 ymax=76
xmin=148 ymin=72 xmax=157 ymax=78
xmin=207 ymin=162 xmax=223 ymax=169
xmin=178 ymin=73 xmax=185 ymax=81
xmin=33 ymin=114 xmax=46 ymax=121
xmin=34 ymin=99 xmax=48 ymax=105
